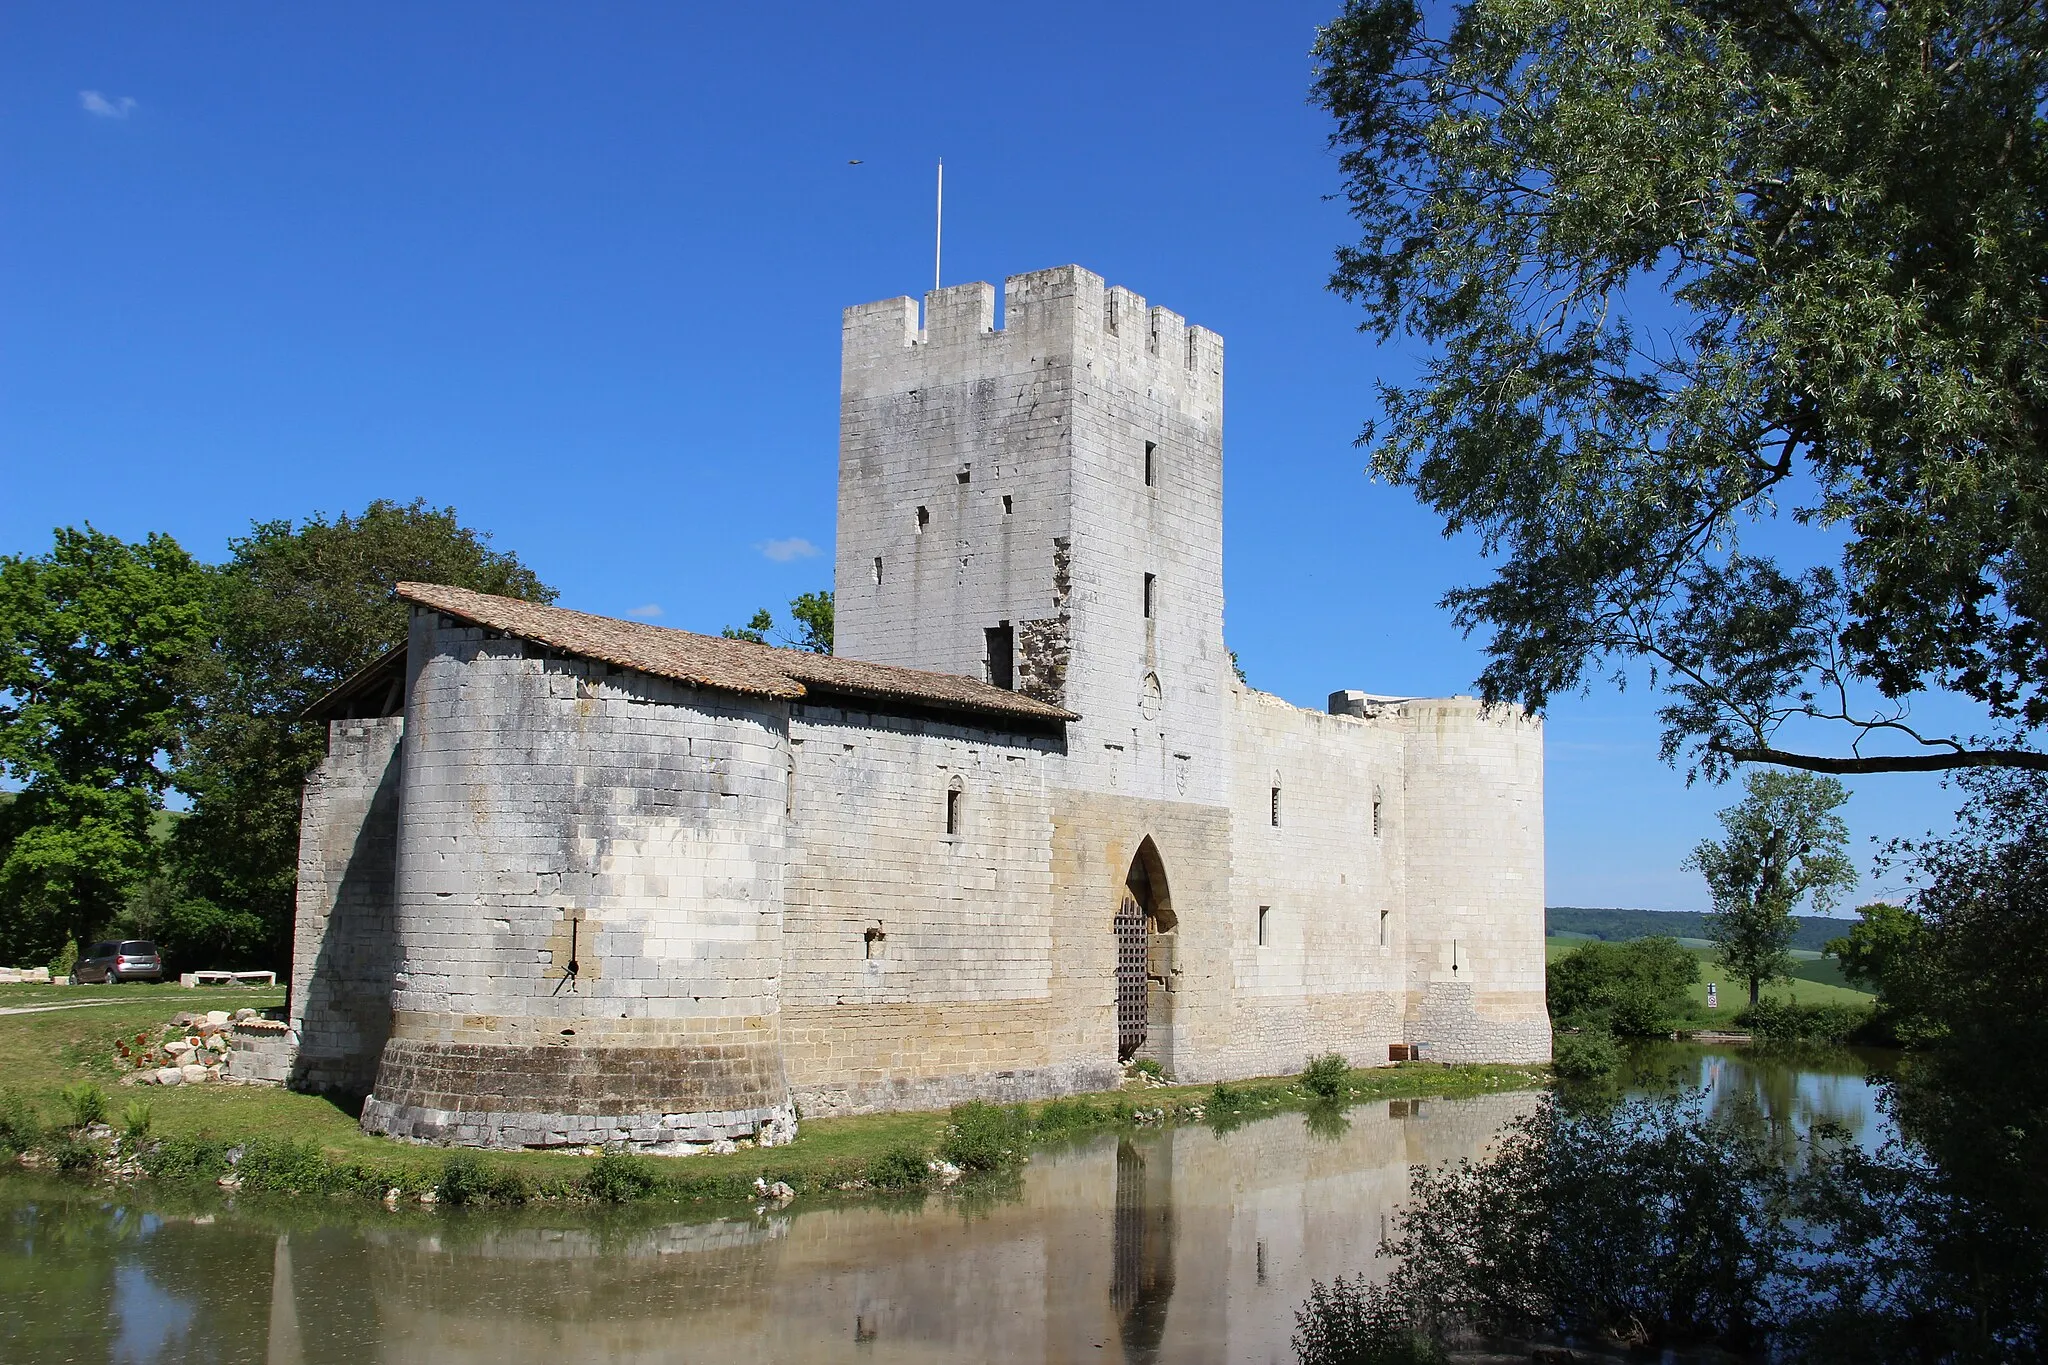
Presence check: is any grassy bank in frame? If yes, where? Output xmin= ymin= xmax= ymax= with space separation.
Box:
xmin=0 ymin=983 xmax=1548 ymax=1212
xmin=1543 ymin=935 xmax=1874 ymax=1010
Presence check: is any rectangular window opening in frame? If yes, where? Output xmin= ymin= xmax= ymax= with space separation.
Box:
xmin=984 ymin=622 xmax=1014 ymax=689
xmin=1144 ymin=441 xmax=1156 ymax=487
xmin=871 ymin=556 xmax=883 ymax=585
xmin=916 ymin=505 xmax=929 ymax=532
xmin=1002 ymin=494 xmax=1013 ymax=514
xmin=956 ymin=467 xmax=971 ymax=484
xmin=945 ymin=787 xmax=962 ymax=836
xmin=1271 ymin=786 xmax=1281 ymax=827
xmin=1143 ymin=573 xmax=1156 ymax=619
xmin=1257 ymin=906 xmax=1270 ymax=948
xmin=1378 ymin=908 xmax=1388 ymax=947
xmin=1372 ymin=796 xmax=1383 ymax=838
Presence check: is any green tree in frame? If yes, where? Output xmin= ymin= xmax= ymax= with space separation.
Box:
xmin=1687 ymin=771 xmax=1855 ymax=1006
xmin=0 ymin=528 xmax=209 ymax=963
xmin=171 ymin=500 xmax=554 ymax=966
xmin=1546 ymin=936 xmax=1699 ymax=1036
xmin=723 ymin=590 xmax=833 ymax=654
xmin=1311 ymin=0 xmax=2048 ymax=778
xmin=1825 ymin=900 xmax=1933 ymax=1040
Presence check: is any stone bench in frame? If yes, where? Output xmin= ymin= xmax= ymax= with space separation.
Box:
xmin=179 ymin=970 xmax=278 ymax=988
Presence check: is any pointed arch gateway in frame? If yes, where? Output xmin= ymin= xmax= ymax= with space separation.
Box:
xmin=1116 ymin=838 xmax=1178 ymax=1063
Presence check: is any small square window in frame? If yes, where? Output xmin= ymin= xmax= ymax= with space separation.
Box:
xmin=1257 ymin=906 xmax=1270 ymax=947
xmin=956 ymin=467 xmax=971 ymax=484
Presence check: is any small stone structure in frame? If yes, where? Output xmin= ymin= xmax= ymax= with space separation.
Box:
xmin=290 ymin=266 xmax=1549 ymax=1151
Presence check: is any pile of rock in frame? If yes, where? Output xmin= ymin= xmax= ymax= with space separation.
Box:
xmin=117 ymin=1010 xmax=266 ymax=1086
xmin=0 ymin=966 xmax=54 ymax=984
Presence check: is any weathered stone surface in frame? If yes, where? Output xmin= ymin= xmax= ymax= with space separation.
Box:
xmin=289 ymin=266 xmax=1549 ymax=1154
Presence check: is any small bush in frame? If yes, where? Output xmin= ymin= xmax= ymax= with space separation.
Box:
xmin=49 ymin=939 xmax=79 ymax=979
xmin=580 ymin=1151 xmax=658 ymax=1203
xmin=867 ymin=1146 xmax=933 ymax=1190
xmin=940 ymin=1101 xmax=1027 ymax=1172
xmin=1293 ymin=1273 xmax=1446 ymax=1365
xmin=1551 ymin=1029 xmax=1623 ymax=1081
xmin=120 ymin=1102 xmax=153 ymax=1140
xmin=1208 ymin=1082 xmax=1246 ymax=1116
xmin=1302 ymin=1053 xmax=1350 ymax=1100
xmin=142 ymin=1134 xmax=231 ymax=1184
xmin=50 ymin=1136 xmax=98 ymax=1174
xmin=60 ymin=1082 xmax=107 ymax=1129
xmin=1548 ymin=937 xmax=1699 ymax=1037
xmin=0 ymin=1089 xmax=42 ymax=1154
xmin=438 ymin=1150 xmax=528 ymax=1206
xmin=1128 ymin=1057 xmax=1163 ymax=1079
xmin=1739 ymin=999 xmax=1870 ymax=1043
xmin=1033 ymin=1097 xmax=1104 ymax=1137
xmin=236 ymin=1137 xmax=333 ymax=1194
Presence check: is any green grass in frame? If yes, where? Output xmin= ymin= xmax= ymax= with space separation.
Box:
xmin=1544 ymin=936 xmax=1874 ymax=1013
xmin=0 ymin=988 xmax=1551 ymax=1210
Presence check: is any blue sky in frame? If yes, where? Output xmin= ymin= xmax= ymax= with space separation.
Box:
xmin=1 ymin=2 xmax=1967 ymax=910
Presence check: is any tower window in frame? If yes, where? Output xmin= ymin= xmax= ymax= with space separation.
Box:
xmin=916 ymin=505 xmax=929 ymax=532
xmin=1372 ymin=791 xmax=1383 ymax=838
xmin=1143 ymin=573 xmax=1156 ymax=619
xmin=871 ymin=556 xmax=883 ymax=585
xmin=864 ymin=925 xmax=886 ymax=959
xmin=1144 ymin=441 xmax=1156 ymax=487
xmin=1378 ymin=908 xmax=1389 ymax=946
xmin=1002 ymin=494 xmax=1013 ymax=514
xmin=1257 ymin=906 xmax=1270 ymax=947
xmin=984 ymin=623 xmax=1014 ymax=689
xmin=956 ymin=467 xmax=971 ymax=484
xmin=1271 ymin=784 xmax=1281 ymax=827
xmin=945 ymin=781 xmax=963 ymax=836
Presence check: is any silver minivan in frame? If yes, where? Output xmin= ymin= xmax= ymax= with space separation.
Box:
xmin=76 ymin=940 xmax=163 ymax=984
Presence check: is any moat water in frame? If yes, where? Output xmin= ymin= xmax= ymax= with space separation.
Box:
xmin=0 ymin=1046 xmax=1894 ymax=1365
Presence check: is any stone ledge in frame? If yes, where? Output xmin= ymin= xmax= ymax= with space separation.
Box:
xmin=360 ymin=1095 xmax=798 ymax=1152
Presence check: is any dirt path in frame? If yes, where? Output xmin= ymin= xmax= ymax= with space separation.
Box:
xmin=0 ymin=999 xmax=137 ymax=1017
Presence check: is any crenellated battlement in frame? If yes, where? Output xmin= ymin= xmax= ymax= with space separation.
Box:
xmin=842 ymin=265 xmax=1222 ymax=403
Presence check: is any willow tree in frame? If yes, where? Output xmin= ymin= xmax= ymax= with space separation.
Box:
xmin=1312 ymin=0 xmax=2048 ymax=778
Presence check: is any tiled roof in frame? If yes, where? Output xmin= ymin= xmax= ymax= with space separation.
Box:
xmin=395 ymin=582 xmax=1077 ymax=724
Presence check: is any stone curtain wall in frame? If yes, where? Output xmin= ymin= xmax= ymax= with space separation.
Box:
xmin=1220 ymin=688 xmax=1411 ymax=1079
xmin=1394 ymin=699 xmax=1551 ymax=1063
xmin=360 ymin=611 xmax=797 ymax=1150
xmin=780 ymin=703 xmax=1106 ymax=1114
xmin=290 ymin=716 xmax=404 ymax=1097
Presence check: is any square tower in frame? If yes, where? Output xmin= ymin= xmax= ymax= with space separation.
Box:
xmin=835 ymin=265 xmax=1227 ymax=805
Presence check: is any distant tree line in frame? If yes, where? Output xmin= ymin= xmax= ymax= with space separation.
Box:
xmin=0 ymin=502 xmax=555 ymax=974
xmin=1545 ymin=906 xmax=1848 ymax=955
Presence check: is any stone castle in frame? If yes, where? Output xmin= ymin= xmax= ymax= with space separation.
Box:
xmin=290 ymin=265 xmax=1548 ymax=1152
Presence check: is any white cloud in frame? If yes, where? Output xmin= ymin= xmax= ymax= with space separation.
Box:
xmin=757 ymin=537 xmax=821 ymax=563
xmin=80 ymin=91 xmax=138 ymax=119
xmin=625 ymin=603 xmax=664 ymax=619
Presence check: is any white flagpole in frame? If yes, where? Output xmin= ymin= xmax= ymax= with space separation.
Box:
xmin=934 ymin=159 xmax=944 ymax=293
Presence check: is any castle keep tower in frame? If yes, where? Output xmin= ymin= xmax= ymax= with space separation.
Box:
xmin=835 ymin=266 xmax=1229 ymax=805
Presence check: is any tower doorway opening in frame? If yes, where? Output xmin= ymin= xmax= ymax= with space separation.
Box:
xmin=1116 ymin=839 xmax=1178 ymax=1065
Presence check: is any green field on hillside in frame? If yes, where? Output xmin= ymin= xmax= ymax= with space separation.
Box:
xmin=1543 ymin=935 xmax=1874 ymax=1011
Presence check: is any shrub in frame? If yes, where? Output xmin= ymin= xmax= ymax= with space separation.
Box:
xmin=1208 ymin=1082 xmax=1247 ymax=1117
xmin=142 ymin=1134 xmax=231 ymax=1184
xmin=1128 ymin=1057 xmax=1163 ymax=1079
xmin=60 ymin=1082 xmax=107 ymax=1129
xmin=0 ymin=1089 xmax=42 ymax=1154
xmin=236 ymin=1137 xmax=333 ymax=1194
xmin=940 ymin=1101 xmax=1027 ymax=1172
xmin=120 ymin=1102 xmax=153 ymax=1140
xmin=49 ymin=940 xmax=79 ymax=979
xmin=1547 ymin=937 xmax=1699 ymax=1037
xmin=50 ymin=1136 xmax=97 ymax=1174
xmin=580 ymin=1151 xmax=658 ymax=1203
xmin=1303 ymin=1053 xmax=1350 ymax=1100
xmin=1551 ymin=1029 xmax=1623 ymax=1081
xmin=438 ymin=1150 xmax=528 ymax=1206
xmin=867 ymin=1146 xmax=933 ymax=1190
xmin=1033 ymin=1097 xmax=1104 ymax=1137
xmin=1294 ymin=1274 xmax=1447 ymax=1365
xmin=1739 ymin=999 xmax=1870 ymax=1044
